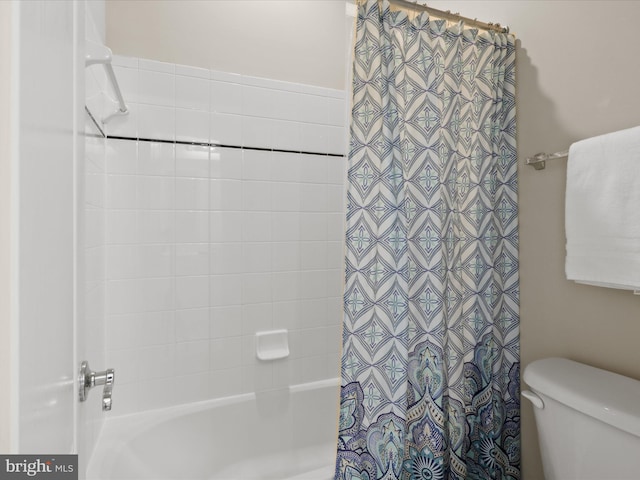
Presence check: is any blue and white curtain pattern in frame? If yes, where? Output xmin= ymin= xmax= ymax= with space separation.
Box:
xmin=336 ymin=2 xmax=519 ymax=480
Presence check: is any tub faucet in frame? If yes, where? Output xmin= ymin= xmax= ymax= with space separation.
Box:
xmin=97 ymin=369 xmax=115 ymax=411
xmin=79 ymin=361 xmax=115 ymax=412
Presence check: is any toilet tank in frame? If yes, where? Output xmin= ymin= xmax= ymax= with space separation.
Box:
xmin=523 ymin=358 xmax=640 ymax=480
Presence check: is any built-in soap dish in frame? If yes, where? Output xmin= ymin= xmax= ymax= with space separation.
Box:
xmin=256 ymin=329 xmax=289 ymax=361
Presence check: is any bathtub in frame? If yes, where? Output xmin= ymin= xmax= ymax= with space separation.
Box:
xmin=87 ymin=378 xmax=340 ymax=480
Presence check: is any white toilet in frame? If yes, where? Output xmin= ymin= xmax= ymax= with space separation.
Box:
xmin=523 ymin=357 xmax=640 ymax=480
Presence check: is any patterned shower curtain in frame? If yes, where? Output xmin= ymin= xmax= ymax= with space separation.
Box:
xmin=335 ymin=2 xmax=519 ymax=480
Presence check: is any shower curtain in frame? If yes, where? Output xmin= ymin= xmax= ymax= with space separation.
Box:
xmin=335 ymin=2 xmax=519 ymax=480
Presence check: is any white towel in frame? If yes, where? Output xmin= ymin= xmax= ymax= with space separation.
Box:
xmin=565 ymin=126 xmax=640 ymax=290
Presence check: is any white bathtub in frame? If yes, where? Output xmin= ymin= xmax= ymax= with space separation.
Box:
xmin=87 ymin=378 xmax=340 ymax=480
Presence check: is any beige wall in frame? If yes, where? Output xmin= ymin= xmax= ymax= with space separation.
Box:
xmin=0 ymin=0 xmax=13 ymax=453
xmin=106 ymin=0 xmax=350 ymax=90
xmin=106 ymin=1 xmax=640 ymax=479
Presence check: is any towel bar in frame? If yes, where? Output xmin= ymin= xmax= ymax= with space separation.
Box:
xmin=525 ymin=150 xmax=569 ymax=170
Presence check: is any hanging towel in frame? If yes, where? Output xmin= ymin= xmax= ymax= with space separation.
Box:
xmin=565 ymin=126 xmax=640 ymax=290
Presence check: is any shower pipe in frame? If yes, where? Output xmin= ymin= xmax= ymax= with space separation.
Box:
xmin=86 ymin=41 xmax=129 ymax=125
xmin=384 ymin=0 xmax=511 ymax=34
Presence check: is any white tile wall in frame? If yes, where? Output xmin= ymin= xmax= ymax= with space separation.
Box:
xmin=109 ymin=57 xmax=347 ymax=155
xmin=104 ymin=56 xmax=347 ymax=416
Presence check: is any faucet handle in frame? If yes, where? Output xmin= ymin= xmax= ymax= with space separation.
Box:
xmin=93 ymin=368 xmax=114 ymax=387
xmin=79 ymin=361 xmax=115 ymax=412
xmin=101 ymin=368 xmax=114 ymax=411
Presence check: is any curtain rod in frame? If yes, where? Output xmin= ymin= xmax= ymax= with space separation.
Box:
xmin=384 ymin=0 xmax=510 ymax=34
